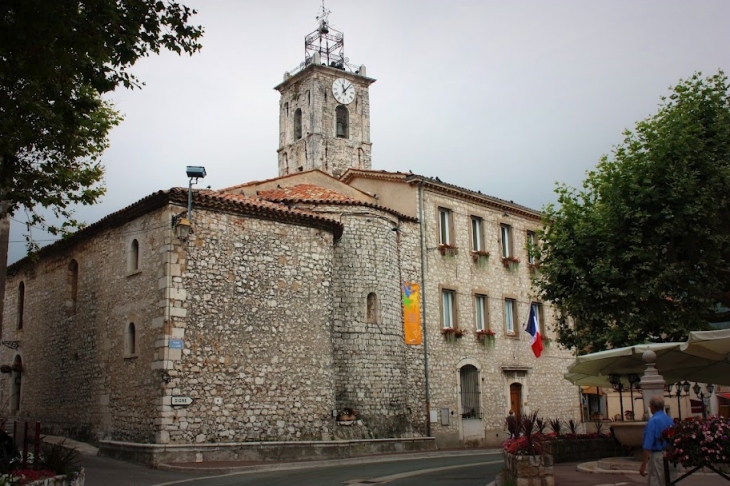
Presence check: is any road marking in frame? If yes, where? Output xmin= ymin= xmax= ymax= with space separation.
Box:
xmin=345 ymin=460 xmax=503 ymax=485
xmin=149 ymin=454 xmax=503 ymax=486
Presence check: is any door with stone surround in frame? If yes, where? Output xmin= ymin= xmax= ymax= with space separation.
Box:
xmin=460 ymin=365 xmax=482 ymax=443
xmin=510 ymin=383 xmax=522 ymax=417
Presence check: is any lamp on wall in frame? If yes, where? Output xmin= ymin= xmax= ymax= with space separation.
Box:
xmin=171 ymin=166 xmax=206 ymax=241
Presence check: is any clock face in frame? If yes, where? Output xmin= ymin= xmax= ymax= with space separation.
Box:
xmin=332 ymin=78 xmax=356 ymax=105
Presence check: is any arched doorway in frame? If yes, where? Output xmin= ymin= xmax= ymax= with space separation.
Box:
xmin=510 ymin=382 xmax=522 ymax=417
xmin=10 ymin=355 xmax=22 ymax=414
xmin=459 ymin=364 xmax=482 ymax=443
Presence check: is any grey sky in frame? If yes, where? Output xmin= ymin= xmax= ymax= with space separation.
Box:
xmin=8 ymin=0 xmax=730 ymax=263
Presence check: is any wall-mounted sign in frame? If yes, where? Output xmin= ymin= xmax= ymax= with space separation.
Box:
xmin=172 ymin=396 xmax=193 ymax=406
xmin=169 ymin=339 xmax=184 ymax=349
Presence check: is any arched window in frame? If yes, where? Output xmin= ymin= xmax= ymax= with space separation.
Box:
xmin=130 ymin=239 xmax=139 ymax=272
xmin=67 ymin=260 xmax=78 ymax=315
xmin=366 ymin=292 xmax=378 ymax=323
xmin=294 ymin=108 xmax=302 ymax=140
xmin=17 ymin=282 xmax=24 ymax=330
xmin=336 ymin=105 xmax=349 ymax=139
xmin=125 ymin=323 xmax=136 ymax=356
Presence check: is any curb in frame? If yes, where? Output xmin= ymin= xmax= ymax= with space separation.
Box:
xmin=159 ymin=449 xmax=502 ymax=474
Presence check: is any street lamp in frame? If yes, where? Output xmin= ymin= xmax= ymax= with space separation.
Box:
xmin=627 ymin=374 xmax=641 ymax=420
xmin=172 ymin=166 xmax=207 ymax=241
xmin=666 ymin=381 xmax=690 ymax=419
xmin=609 ymin=374 xmax=625 ymax=421
xmin=692 ymin=382 xmax=715 ymax=419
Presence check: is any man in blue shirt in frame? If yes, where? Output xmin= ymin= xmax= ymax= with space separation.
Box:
xmin=639 ymin=396 xmax=676 ymax=485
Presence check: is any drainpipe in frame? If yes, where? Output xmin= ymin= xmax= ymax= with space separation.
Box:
xmin=418 ymin=181 xmax=432 ymax=437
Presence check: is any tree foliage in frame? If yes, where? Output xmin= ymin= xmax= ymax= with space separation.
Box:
xmin=535 ymin=72 xmax=730 ymax=353
xmin=0 ymin=0 xmax=203 ymax=241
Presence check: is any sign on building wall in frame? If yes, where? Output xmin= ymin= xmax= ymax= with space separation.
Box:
xmin=402 ymin=282 xmax=422 ymax=345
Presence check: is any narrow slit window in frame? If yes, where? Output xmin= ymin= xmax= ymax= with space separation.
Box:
xmin=17 ymin=282 xmax=24 ymax=330
xmin=336 ymin=105 xmax=349 ymax=138
xmin=294 ymin=108 xmax=302 ymax=140
xmin=130 ymin=239 xmax=139 ymax=272
xmin=125 ymin=323 xmax=136 ymax=356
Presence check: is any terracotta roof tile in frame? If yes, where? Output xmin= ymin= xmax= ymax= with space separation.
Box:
xmin=257 ymin=184 xmax=356 ymax=202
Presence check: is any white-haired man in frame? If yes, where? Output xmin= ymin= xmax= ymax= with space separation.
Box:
xmin=639 ymin=395 xmax=676 ymax=485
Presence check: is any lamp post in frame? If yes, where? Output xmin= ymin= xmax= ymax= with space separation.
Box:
xmin=666 ymin=381 xmax=690 ymax=419
xmin=609 ymin=374 xmax=624 ymax=421
xmin=628 ymin=373 xmax=640 ymax=419
xmin=173 ymin=166 xmax=206 ymax=241
xmin=692 ymin=382 xmax=715 ymax=419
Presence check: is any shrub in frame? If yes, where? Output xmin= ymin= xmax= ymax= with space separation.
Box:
xmin=38 ymin=440 xmax=80 ymax=477
xmin=549 ymin=418 xmax=562 ymax=436
xmin=663 ymin=416 xmax=730 ymax=468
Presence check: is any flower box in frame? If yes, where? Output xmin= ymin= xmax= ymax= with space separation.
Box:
xmin=501 ymin=256 xmax=520 ymax=268
xmin=471 ymin=250 xmax=489 ymax=263
xmin=441 ymin=328 xmax=466 ymax=341
xmin=475 ymin=329 xmax=496 ymax=345
xmin=438 ymin=244 xmax=458 ymax=257
xmin=0 ymin=365 xmax=11 ymax=374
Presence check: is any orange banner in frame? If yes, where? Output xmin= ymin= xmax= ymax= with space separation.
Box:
xmin=402 ymin=282 xmax=422 ymax=345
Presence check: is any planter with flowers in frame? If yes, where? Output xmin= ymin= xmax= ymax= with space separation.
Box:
xmin=438 ymin=244 xmax=458 ymax=257
xmin=0 ymin=365 xmax=11 ymax=374
xmin=501 ymin=256 xmax=520 ymax=269
xmin=501 ymin=411 xmax=554 ymax=486
xmin=662 ymin=416 xmax=730 ymax=478
xmin=528 ymin=261 xmax=541 ymax=274
xmin=541 ymin=336 xmax=551 ymax=348
xmin=475 ymin=329 xmax=496 ymax=346
xmin=471 ymin=250 xmax=489 ymax=266
xmin=441 ymin=328 xmax=466 ymax=342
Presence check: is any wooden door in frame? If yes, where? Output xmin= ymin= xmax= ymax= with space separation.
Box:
xmin=510 ymin=383 xmax=522 ymax=416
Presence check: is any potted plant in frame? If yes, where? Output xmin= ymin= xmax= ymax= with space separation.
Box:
xmin=501 ymin=256 xmax=520 ymax=268
xmin=502 ymin=411 xmax=554 ymax=485
xmin=441 ymin=328 xmax=466 ymax=341
xmin=475 ymin=329 xmax=496 ymax=345
xmin=663 ymin=416 xmax=730 ymax=475
xmin=438 ymin=244 xmax=459 ymax=257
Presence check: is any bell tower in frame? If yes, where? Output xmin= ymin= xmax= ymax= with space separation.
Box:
xmin=274 ymin=7 xmax=375 ymax=178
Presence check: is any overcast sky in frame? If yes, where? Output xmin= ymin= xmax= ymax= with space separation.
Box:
xmin=8 ymin=0 xmax=730 ymax=263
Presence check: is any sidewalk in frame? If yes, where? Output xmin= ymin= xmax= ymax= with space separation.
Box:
xmin=552 ymin=461 xmax=730 ymax=486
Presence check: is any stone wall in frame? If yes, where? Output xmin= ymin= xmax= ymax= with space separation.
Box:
xmin=162 ymin=210 xmax=339 ymax=443
xmin=0 ymin=209 xmax=169 ymax=442
xmin=277 ymin=66 xmax=373 ymax=177
xmin=419 ymin=189 xmax=580 ymax=447
xmin=325 ymin=205 xmax=424 ymax=439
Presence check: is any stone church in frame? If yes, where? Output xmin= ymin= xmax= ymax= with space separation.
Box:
xmin=0 ymin=12 xmax=579 ymax=462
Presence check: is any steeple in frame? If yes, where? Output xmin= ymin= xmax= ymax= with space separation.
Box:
xmin=274 ymin=6 xmax=375 ymax=178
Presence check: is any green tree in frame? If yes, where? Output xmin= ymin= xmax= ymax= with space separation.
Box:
xmin=534 ymin=71 xmax=730 ymax=353
xmin=0 ymin=0 xmax=203 ymax=331
xmin=1 ymin=0 xmax=203 ymax=236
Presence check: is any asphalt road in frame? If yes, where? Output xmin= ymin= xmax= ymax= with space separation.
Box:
xmin=82 ymin=451 xmax=502 ymax=486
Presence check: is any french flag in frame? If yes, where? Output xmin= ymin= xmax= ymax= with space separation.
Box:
xmin=526 ymin=305 xmax=543 ymax=358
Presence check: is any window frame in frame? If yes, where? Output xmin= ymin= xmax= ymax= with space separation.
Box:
xmin=504 ymin=297 xmax=517 ymax=335
xmin=335 ymin=105 xmax=349 ymax=139
xmin=500 ymin=224 xmax=513 ymax=258
xmin=474 ymin=293 xmax=488 ymax=331
xmin=438 ymin=207 xmax=454 ymax=246
xmin=471 ymin=216 xmax=485 ymax=252
xmin=124 ymin=322 xmax=137 ymax=358
xmin=441 ymin=288 xmax=457 ymax=329
xmin=531 ymin=302 xmax=545 ymax=336
xmin=526 ymin=230 xmax=537 ymax=264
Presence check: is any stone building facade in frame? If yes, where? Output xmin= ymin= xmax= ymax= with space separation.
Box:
xmin=0 ymin=13 xmax=580 ymax=453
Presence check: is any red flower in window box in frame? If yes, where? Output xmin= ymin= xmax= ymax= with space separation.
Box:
xmin=501 ymin=256 xmax=520 ymax=268
xmin=471 ymin=250 xmax=489 ymax=262
xmin=441 ymin=328 xmax=466 ymax=340
xmin=475 ymin=329 xmax=496 ymax=344
xmin=438 ymin=244 xmax=459 ymax=257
